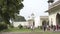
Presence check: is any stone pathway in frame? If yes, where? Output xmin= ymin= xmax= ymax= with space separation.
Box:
xmin=0 ymin=32 xmax=42 ymax=34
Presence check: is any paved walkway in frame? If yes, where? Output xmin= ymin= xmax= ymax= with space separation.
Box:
xmin=0 ymin=32 xmax=42 ymax=34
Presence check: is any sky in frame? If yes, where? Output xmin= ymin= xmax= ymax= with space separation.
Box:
xmin=20 ymin=0 xmax=58 ymax=20
xmin=19 ymin=0 xmax=49 ymax=26
xmin=20 ymin=0 xmax=48 ymax=20
xmin=19 ymin=0 xmax=58 ymax=27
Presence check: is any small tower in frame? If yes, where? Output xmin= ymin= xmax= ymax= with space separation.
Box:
xmin=48 ymin=0 xmax=54 ymax=8
xmin=31 ymin=13 xmax=34 ymax=19
xmin=31 ymin=13 xmax=35 ymax=30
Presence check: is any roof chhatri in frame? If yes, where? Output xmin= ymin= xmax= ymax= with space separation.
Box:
xmin=48 ymin=0 xmax=54 ymax=3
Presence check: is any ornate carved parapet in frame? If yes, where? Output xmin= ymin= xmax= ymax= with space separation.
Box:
xmin=49 ymin=0 xmax=60 ymax=9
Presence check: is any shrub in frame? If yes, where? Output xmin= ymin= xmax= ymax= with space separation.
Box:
xmin=10 ymin=25 xmax=14 ymax=28
xmin=9 ymin=23 xmax=14 ymax=28
xmin=0 ymin=22 xmax=8 ymax=31
xmin=18 ymin=24 xmax=23 ymax=29
xmin=38 ymin=26 xmax=43 ymax=29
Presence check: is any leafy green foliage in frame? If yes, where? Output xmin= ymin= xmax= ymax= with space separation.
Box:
xmin=18 ymin=24 xmax=23 ymax=29
xmin=14 ymin=16 xmax=26 ymax=22
xmin=0 ymin=0 xmax=24 ymax=25
xmin=0 ymin=22 xmax=8 ymax=31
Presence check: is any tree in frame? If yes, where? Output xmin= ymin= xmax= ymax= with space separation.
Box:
xmin=14 ymin=15 xmax=26 ymax=22
xmin=0 ymin=0 xmax=24 ymax=25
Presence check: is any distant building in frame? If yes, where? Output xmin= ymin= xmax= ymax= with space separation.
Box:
xmin=11 ymin=15 xmax=27 ymax=27
xmin=12 ymin=15 xmax=35 ymax=28
xmin=27 ymin=19 xmax=34 ymax=28
xmin=13 ymin=18 xmax=34 ymax=28
xmin=13 ymin=21 xmax=28 ymax=27
xmin=40 ymin=16 xmax=49 ymax=26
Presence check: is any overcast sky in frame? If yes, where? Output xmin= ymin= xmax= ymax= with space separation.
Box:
xmin=19 ymin=0 xmax=48 ymax=19
xmin=20 ymin=0 xmax=58 ymax=20
xmin=19 ymin=0 xmax=58 ymax=26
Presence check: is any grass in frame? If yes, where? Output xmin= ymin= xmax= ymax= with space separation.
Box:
xmin=0 ymin=28 xmax=60 ymax=34
xmin=0 ymin=28 xmax=42 ymax=32
xmin=41 ymin=31 xmax=60 ymax=34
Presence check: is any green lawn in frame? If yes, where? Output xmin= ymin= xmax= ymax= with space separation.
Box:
xmin=41 ymin=31 xmax=60 ymax=34
xmin=0 ymin=28 xmax=60 ymax=34
xmin=0 ymin=28 xmax=42 ymax=32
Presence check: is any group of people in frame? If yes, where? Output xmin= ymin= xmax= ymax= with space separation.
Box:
xmin=42 ymin=24 xmax=60 ymax=31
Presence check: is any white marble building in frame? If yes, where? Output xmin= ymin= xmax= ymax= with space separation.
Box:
xmin=13 ymin=21 xmax=29 ymax=27
xmin=46 ymin=0 xmax=60 ymax=26
xmin=40 ymin=16 xmax=49 ymax=26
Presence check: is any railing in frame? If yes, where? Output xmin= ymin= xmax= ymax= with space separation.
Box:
xmin=49 ymin=0 xmax=60 ymax=9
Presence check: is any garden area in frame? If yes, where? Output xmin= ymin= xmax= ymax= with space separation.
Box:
xmin=0 ymin=28 xmax=41 ymax=32
xmin=0 ymin=23 xmax=60 ymax=34
xmin=0 ymin=28 xmax=60 ymax=34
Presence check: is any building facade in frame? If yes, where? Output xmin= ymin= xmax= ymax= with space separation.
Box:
xmin=27 ymin=19 xmax=34 ymax=28
xmin=46 ymin=0 xmax=60 ymax=26
xmin=13 ymin=21 xmax=28 ymax=27
xmin=40 ymin=16 xmax=49 ymax=26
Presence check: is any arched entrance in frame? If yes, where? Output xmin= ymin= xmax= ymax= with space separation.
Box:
xmin=56 ymin=13 xmax=60 ymax=25
xmin=42 ymin=20 xmax=46 ymax=26
xmin=56 ymin=13 xmax=60 ymax=30
xmin=42 ymin=20 xmax=49 ymax=26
